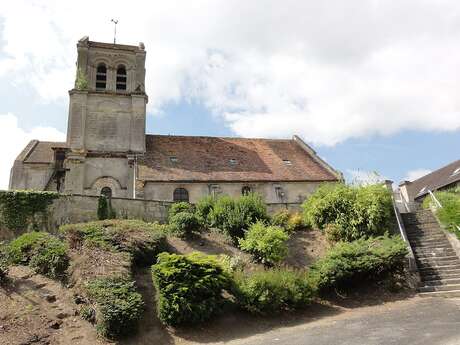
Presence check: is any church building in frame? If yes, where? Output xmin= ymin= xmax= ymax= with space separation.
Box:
xmin=9 ymin=37 xmax=342 ymax=204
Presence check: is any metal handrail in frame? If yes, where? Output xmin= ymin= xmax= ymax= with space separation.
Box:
xmin=390 ymin=193 xmax=417 ymax=271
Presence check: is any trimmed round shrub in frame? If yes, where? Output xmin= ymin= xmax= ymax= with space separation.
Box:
xmin=209 ymin=193 xmax=269 ymax=242
xmin=239 ymin=222 xmax=289 ymax=266
xmin=169 ymin=212 xmax=202 ymax=238
xmin=152 ymin=252 xmax=231 ymax=326
xmin=169 ymin=202 xmax=194 ymax=219
xmin=307 ymin=235 xmax=408 ymax=293
xmin=85 ymin=277 xmax=144 ymax=339
xmin=302 ymin=183 xmax=393 ymax=242
xmin=7 ymin=232 xmax=69 ymax=279
xmin=234 ymin=269 xmax=314 ymax=314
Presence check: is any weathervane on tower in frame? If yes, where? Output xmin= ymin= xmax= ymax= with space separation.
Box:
xmin=111 ymin=19 xmax=119 ymax=44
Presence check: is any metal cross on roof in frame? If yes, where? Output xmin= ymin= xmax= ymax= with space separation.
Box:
xmin=111 ymin=19 xmax=119 ymax=44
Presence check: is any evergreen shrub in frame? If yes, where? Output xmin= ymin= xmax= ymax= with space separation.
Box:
xmin=307 ymin=236 xmax=407 ymax=293
xmin=85 ymin=277 xmax=144 ymax=338
xmin=233 ymin=269 xmax=314 ymax=314
xmin=151 ymin=252 xmax=231 ymax=326
xmin=7 ymin=232 xmax=69 ymax=279
xmin=168 ymin=212 xmax=202 ymax=238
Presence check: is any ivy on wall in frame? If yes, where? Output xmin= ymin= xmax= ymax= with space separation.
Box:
xmin=0 ymin=191 xmax=59 ymax=230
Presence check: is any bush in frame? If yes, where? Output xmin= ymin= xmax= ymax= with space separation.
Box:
xmin=209 ymin=193 xmax=269 ymax=242
xmin=7 ymin=232 xmax=69 ymax=279
xmin=169 ymin=202 xmax=194 ymax=219
xmin=85 ymin=277 xmax=144 ymax=339
xmin=169 ymin=212 xmax=202 ymax=238
xmin=233 ymin=269 xmax=314 ymax=314
xmin=195 ymin=195 xmax=216 ymax=226
xmin=302 ymin=183 xmax=393 ymax=242
xmin=424 ymin=192 xmax=460 ymax=236
xmin=0 ymin=246 xmax=8 ymax=283
xmin=307 ymin=236 xmax=408 ymax=293
xmin=152 ymin=252 xmax=231 ymax=326
xmin=239 ymin=222 xmax=289 ymax=266
xmin=271 ymin=210 xmax=304 ymax=233
xmin=60 ymin=220 xmax=167 ymax=266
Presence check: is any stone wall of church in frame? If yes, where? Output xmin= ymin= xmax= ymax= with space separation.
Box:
xmin=143 ymin=181 xmax=324 ymax=204
xmin=82 ymin=157 xmax=133 ymax=197
xmin=9 ymin=162 xmax=54 ymax=191
xmin=67 ymin=91 xmax=146 ymax=153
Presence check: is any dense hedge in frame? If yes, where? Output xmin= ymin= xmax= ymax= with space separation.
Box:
xmin=0 ymin=191 xmax=58 ymax=230
xmin=7 ymin=232 xmax=69 ymax=280
xmin=85 ymin=277 xmax=144 ymax=338
xmin=423 ymin=191 xmax=460 ymax=237
xmin=302 ymin=183 xmax=393 ymax=242
xmin=239 ymin=222 xmax=289 ymax=266
xmin=307 ymin=236 xmax=407 ymax=293
xmin=60 ymin=219 xmax=167 ymax=266
xmin=234 ymin=269 xmax=314 ymax=314
xmin=195 ymin=195 xmax=216 ymax=226
xmin=169 ymin=202 xmax=194 ymax=218
xmin=151 ymin=252 xmax=231 ymax=326
xmin=209 ymin=193 xmax=269 ymax=242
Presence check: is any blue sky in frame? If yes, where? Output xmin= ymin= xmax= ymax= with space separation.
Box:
xmin=0 ymin=1 xmax=459 ymax=188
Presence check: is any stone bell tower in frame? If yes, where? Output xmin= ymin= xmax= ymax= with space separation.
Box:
xmin=64 ymin=36 xmax=147 ymax=197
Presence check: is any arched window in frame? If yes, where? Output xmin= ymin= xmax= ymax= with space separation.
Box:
xmin=101 ymin=186 xmax=112 ymax=200
xmin=116 ymin=65 xmax=127 ymax=91
xmin=173 ymin=188 xmax=189 ymax=202
xmin=96 ymin=64 xmax=107 ymax=90
xmin=242 ymin=186 xmax=252 ymax=195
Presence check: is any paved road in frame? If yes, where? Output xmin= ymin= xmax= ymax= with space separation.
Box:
xmin=229 ymin=298 xmax=460 ymax=345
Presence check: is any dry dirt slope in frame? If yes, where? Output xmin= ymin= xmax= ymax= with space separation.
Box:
xmin=0 ymin=266 xmax=111 ymax=345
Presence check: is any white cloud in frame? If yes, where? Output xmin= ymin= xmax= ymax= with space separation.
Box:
xmin=1 ymin=1 xmax=460 ymax=144
xmin=0 ymin=113 xmax=65 ymax=189
xmin=404 ymin=169 xmax=432 ymax=182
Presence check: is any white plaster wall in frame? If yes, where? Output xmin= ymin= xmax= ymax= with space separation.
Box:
xmin=143 ymin=181 xmax=324 ymax=203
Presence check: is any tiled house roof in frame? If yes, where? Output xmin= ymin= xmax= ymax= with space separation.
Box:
xmin=138 ymin=135 xmax=340 ymax=182
xmin=15 ymin=136 xmax=341 ymax=184
xmin=402 ymin=159 xmax=460 ymax=199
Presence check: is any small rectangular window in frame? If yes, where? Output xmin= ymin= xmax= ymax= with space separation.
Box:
xmin=170 ymin=156 xmax=178 ymax=163
xmin=283 ymin=159 xmax=292 ymax=165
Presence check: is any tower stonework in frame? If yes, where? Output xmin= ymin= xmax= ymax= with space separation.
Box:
xmin=64 ymin=36 xmax=148 ymax=197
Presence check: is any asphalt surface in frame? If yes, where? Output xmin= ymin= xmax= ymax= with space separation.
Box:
xmin=230 ymin=298 xmax=460 ymax=345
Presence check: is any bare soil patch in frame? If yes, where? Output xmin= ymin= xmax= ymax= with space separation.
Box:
xmin=0 ymin=266 xmax=111 ymax=345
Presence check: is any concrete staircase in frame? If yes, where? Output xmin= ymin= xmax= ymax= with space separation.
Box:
xmin=402 ymin=209 xmax=460 ymax=298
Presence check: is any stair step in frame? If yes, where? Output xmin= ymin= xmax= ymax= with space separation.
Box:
xmin=421 ymin=272 xmax=460 ymax=281
xmin=411 ymin=243 xmax=452 ymax=249
xmin=414 ymin=249 xmax=456 ymax=256
xmin=417 ymin=262 xmax=460 ymax=270
xmin=416 ymin=255 xmax=458 ymax=261
xmin=419 ymin=289 xmax=460 ymax=298
xmin=418 ymin=264 xmax=460 ymax=273
xmin=419 ymin=283 xmax=460 ymax=293
xmin=420 ymin=277 xmax=460 ymax=286
xmin=409 ymin=239 xmax=451 ymax=246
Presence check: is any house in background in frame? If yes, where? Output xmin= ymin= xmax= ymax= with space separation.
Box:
xmin=9 ymin=36 xmax=342 ymax=204
xmin=399 ymin=159 xmax=460 ymax=206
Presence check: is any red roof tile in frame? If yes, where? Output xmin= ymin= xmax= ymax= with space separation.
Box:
xmin=138 ymin=135 xmax=339 ymax=182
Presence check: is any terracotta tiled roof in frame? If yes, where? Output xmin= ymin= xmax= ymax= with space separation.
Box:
xmin=138 ymin=135 xmax=340 ymax=182
xmin=404 ymin=159 xmax=460 ymax=199
xmin=17 ymin=141 xmax=67 ymax=164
